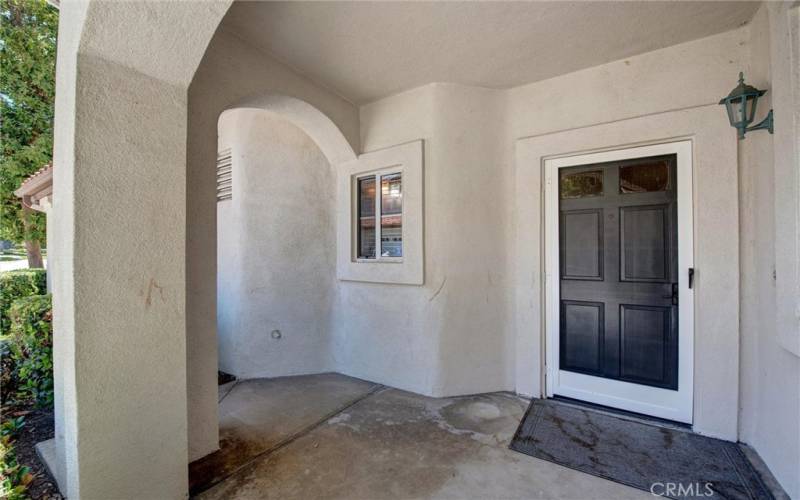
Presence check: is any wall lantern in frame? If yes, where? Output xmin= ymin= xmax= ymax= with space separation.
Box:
xmin=719 ymin=72 xmax=774 ymax=139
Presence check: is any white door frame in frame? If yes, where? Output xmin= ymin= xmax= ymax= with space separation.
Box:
xmin=544 ymin=140 xmax=695 ymax=424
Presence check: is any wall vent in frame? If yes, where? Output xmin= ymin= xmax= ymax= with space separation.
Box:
xmin=216 ymin=148 xmax=232 ymax=202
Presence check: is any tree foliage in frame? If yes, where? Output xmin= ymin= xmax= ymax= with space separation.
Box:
xmin=0 ymin=0 xmax=58 ymax=244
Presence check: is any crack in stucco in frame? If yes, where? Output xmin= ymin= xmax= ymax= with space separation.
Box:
xmin=429 ymin=277 xmax=447 ymax=302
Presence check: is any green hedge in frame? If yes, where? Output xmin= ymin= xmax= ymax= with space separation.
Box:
xmin=0 ymin=269 xmax=47 ymax=333
xmin=0 ymin=338 xmax=14 ymax=403
xmin=5 ymin=294 xmax=53 ymax=407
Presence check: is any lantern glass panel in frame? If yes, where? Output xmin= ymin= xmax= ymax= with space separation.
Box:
xmin=744 ymin=94 xmax=758 ymax=124
xmin=732 ymin=97 xmax=747 ymax=126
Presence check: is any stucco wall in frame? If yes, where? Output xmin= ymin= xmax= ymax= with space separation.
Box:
xmin=335 ymin=84 xmax=513 ymax=396
xmin=507 ymin=17 xmax=800 ymax=493
xmin=507 ymin=26 xmax=748 ymax=439
xmin=187 ymin=26 xmax=359 ymax=460
xmin=52 ymin=2 xmax=231 ymax=497
xmin=51 ymin=2 xmax=87 ymax=494
xmin=738 ymin=5 xmax=800 ymax=498
xmin=331 ymin=86 xmax=440 ymax=394
xmin=350 ymin=27 xmax=752 ymax=403
xmin=216 ymin=109 xmax=335 ymax=379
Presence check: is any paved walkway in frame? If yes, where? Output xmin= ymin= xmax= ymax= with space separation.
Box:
xmin=193 ymin=373 xmax=649 ymax=499
xmin=0 ymin=259 xmax=46 ymax=272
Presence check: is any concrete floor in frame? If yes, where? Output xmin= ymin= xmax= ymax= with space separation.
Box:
xmin=192 ymin=373 xmax=650 ymax=499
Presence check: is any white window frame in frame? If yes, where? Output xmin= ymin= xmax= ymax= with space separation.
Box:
xmin=353 ymin=167 xmax=404 ymax=263
xmin=336 ymin=140 xmax=424 ymax=285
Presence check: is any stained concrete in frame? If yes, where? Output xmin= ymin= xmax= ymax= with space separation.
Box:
xmin=195 ymin=374 xmax=650 ymax=499
xmin=190 ymin=373 xmax=380 ymax=493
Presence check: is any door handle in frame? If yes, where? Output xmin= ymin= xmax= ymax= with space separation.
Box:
xmin=662 ymin=283 xmax=679 ymax=305
xmin=689 ymin=268 xmax=695 ymax=289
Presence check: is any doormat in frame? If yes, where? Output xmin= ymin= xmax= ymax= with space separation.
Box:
xmin=509 ymin=399 xmax=773 ymax=499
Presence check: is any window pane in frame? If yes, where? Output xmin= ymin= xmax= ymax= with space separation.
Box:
xmin=380 ymin=173 xmax=402 ymax=257
xmin=357 ymin=176 xmax=376 ymax=259
xmin=620 ymin=161 xmax=669 ymax=193
xmin=560 ymin=170 xmax=603 ymax=199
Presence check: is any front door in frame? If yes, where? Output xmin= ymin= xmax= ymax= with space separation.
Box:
xmin=544 ymin=142 xmax=694 ymax=423
xmin=560 ymin=155 xmax=678 ymax=389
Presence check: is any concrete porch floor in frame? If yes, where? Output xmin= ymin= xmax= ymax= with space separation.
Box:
xmin=192 ymin=373 xmax=650 ymax=499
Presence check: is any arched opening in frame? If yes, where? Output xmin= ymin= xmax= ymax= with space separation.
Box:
xmin=184 ymin=10 xmax=362 ymax=468
xmin=187 ymin=96 xmax=361 ymax=493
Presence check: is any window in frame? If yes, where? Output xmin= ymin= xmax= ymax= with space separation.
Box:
xmin=619 ymin=160 xmax=669 ymax=193
xmin=337 ymin=140 xmax=422 ymax=285
xmin=560 ymin=170 xmax=603 ymax=199
xmin=357 ymin=177 xmax=376 ymax=258
xmin=356 ymin=171 xmax=402 ymax=260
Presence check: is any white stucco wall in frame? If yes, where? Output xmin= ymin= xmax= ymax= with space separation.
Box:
xmin=331 ymin=86 xmax=441 ymax=395
xmin=515 ymin=107 xmax=738 ymax=437
xmin=351 ymin=27 xmax=751 ymax=405
xmin=52 ymin=2 xmax=231 ymax=497
xmin=353 ymin=23 xmax=800 ymax=495
xmin=333 ymin=84 xmax=514 ymax=397
xmin=507 ymin=26 xmax=748 ymax=440
xmin=738 ymin=5 xmax=800 ymax=498
xmin=216 ymin=109 xmax=335 ymax=379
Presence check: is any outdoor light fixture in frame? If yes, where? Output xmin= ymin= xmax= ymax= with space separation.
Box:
xmin=719 ymin=72 xmax=774 ymax=139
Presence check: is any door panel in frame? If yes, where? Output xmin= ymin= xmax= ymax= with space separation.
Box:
xmin=559 ymin=155 xmax=678 ymax=391
xmin=560 ymin=300 xmax=604 ymax=374
xmin=619 ymin=304 xmax=675 ymax=387
xmin=561 ymin=210 xmax=603 ymax=280
xmin=620 ymin=205 xmax=670 ymax=282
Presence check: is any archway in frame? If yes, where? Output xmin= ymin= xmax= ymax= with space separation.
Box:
xmin=184 ymin=10 xmax=362 ymax=465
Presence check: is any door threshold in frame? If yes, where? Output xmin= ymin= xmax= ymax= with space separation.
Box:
xmin=551 ymin=395 xmax=692 ymax=432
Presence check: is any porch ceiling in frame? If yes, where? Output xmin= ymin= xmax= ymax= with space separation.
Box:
xmin=221 ymin=1 xmax=759 ymax=104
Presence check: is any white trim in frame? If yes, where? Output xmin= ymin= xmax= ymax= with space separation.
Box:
xmin=544 ymin=140 xmax=694 ymax=424
xmin=336 ymin=140 xmax=424 ymax=285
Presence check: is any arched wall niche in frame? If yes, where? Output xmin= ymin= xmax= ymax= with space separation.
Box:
xmin=186 ymin=23 xmax=360 ymax=461
xmin=228 ymin=95 xmax=358 ymax=164
xmin=214 ymin=105 xmax=343 ymax=388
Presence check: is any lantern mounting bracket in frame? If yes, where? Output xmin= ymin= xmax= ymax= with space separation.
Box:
xmin=719 ymin=72 xmax=775 ymax=139
xmin=745 ymin=109 xmax=774 ymax=136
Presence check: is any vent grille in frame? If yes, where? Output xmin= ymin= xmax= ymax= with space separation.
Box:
xmin=216 ymin=148 xmax=232 ymax=202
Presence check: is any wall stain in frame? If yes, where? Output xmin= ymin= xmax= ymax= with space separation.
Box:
xmin=144 ymin=277 xmax=164 ymax=308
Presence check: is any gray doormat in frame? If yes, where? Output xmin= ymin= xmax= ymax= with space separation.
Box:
xmin=510 ymin=399 xmax=773 ymax=499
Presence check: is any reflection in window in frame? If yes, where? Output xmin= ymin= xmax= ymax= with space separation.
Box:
xmin=620 ymin=161 xmax=669 ymax=193
xmin=560 ymin=170 xmax=603 ymax=199
xmin=381 ymin=173 xmax=402 ymax=257
xmin=356 ymin=172 xmax=403 ymax=260
xmin=357 ymin=177 xmax=376 ymax=259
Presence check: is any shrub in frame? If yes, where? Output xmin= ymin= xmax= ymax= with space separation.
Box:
xmin=0 ymin=417 xmax=32 ymax=500
xmin=0 ymin=269 xmax=47 ymax=333
xmin=0 ymin=338 xmax=16 ymax=404
xmin=7 ymin=294 xmax=53 ymax=407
